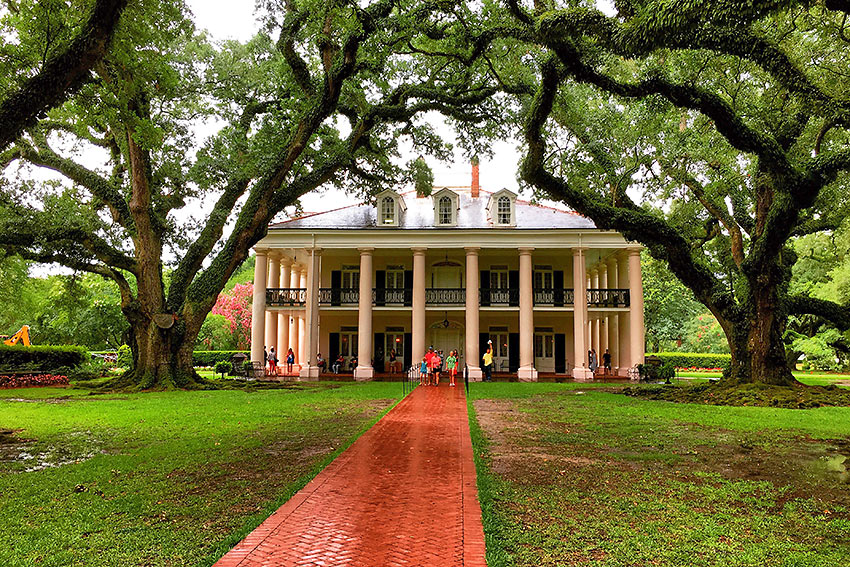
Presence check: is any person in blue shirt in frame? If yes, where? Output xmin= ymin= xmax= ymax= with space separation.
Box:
xmin=419 ymin=358 xmax=428 ymax=386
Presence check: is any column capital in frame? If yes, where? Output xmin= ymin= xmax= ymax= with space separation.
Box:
xmin=464 ymin=246 xmax=481 ymax=254
xmin=279 ymin=255 xmax=293 ymax=267
xmin=411 ymin=247 xmax=427 ymax=255
xmin=571 ymin=246 xmax=588 ymax=255
xmin=310 ymin=247 xmax=323 ymax=257
xmin=627 ymin=246 xmax=642 ymax=256
xmin=357 ymin=247 xmax=374 ymax=254
xmin=518 ymin=247 xmax=534 ymax=255
xmin=254 ymin=247 xmax=269 ymax=256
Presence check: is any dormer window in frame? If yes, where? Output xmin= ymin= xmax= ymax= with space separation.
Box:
xmin=381 ymin=196 xmax=395 ymax=225
xmin=497 ymin=196 xmax=511 ymax=225
xmin=375 ymin=189 xmax=405 ymax=227
xmin=487 ymin=188 xmax=517 ymax=227
xmin=438 ymin=196 xmax=452 ymax=224
xmin=432 ymin=188 xmax=459 ymax=226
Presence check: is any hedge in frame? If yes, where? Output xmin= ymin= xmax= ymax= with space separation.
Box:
xmin=0 ymin=344 xmax=89 ymax=371
xmin=646 ymin=352 xmax=731 ymax=370
xmin=192 ymin=350 xmax=250 ymax=367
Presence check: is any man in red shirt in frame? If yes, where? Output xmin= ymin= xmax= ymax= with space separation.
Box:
xmin=425 ymin=346 xmax=437 ymax=386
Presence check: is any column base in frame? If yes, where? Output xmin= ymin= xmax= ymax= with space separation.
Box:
xmin=466 ymin=366 xmax=483 ymax=382
xmin=353 ymin=366 xmax=374 ymax=381
xmin=517 ymin=366 xmax=538 ymax=382
xmin=298 ymin=366 xmax=320 ymax=381
xmin=572 ymin=367 xmax=594 ymax=381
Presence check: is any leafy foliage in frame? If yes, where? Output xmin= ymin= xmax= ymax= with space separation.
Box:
xmin=0 ymin=344 xmax=88 ymax=370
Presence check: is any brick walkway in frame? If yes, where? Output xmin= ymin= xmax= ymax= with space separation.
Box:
xmin=213 ymin=383 xmax=487 ymax=567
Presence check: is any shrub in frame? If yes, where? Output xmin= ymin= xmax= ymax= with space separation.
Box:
xmin=214 ymin=360 xmax=231 ymax=378
xmin=0 ymin=344 xmax=88 ymax=371
xmin=192 ymin=350 xmax=250 ymax=367
xmin=117 ymin=345 xmax=132 ymax=368
xmin=0 ymin=373 xmax=69 ymax=389
xmin=645 ymin=352 xmax=732 ymax=370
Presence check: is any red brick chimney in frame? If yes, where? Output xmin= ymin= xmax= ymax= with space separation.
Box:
xmin=471 ymin=157 xmax=480 ymax=198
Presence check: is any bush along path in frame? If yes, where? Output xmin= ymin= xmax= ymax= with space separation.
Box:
xmin=468 ymin=383 xmax=850 ymax=567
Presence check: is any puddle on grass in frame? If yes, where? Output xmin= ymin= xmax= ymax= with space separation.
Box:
xmin=0 ymin=429 xmax=106 ymax=473
xmin=822 ymin=454 xmax=849 ymax=484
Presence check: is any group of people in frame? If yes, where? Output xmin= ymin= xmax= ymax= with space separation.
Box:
xmin=588 ymin=348 xmax=612 ymax=374
xmin=263 ymin=346 xmax=297 ymax=375
xmin=419 ymin=346 xmax=459 ymax=387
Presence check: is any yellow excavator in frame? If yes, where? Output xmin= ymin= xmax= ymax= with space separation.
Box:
xmin=2 ymin=325 xmax=31 ymax=346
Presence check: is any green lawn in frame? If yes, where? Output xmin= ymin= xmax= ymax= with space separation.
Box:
xmin=673 ymin=370 xmax=850 ymax=388
xmin=468 ymin=382 xmax=850 ymax=567
xmin=0 ymin=382 xmax=401 ymax=566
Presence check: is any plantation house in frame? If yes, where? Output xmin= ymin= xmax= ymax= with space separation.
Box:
xmin=249 ymin=164 xmax=645 ymax=381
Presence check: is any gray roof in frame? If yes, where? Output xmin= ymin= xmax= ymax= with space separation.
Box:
xmin=270 ymin=189 xmax=597 ymax=230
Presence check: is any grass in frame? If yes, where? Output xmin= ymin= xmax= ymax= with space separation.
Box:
xmin=468 ymin=382 xmax=850 ymax=566
xmin=0 ymin=382 xmax=401 ymax=566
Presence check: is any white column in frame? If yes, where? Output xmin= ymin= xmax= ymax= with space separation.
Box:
xmin=628 ymin=247 xmax=645 ymax=372
xmin=606 ymin=257 xmax=620 ymax=373
xmin=412 ymin=248 xmax=427 ymax=365
xmin=250 ymin=249 xmax=268 ymax=363
xmin=300 ymin=249 xmax=322 ymax=380
xmin=591 ymin=267 xmax=600 ymax=357
xmin=298 ymin=269 xmax=307 ymax=366
xmin=618 ymin=253 xmax=631 ymax=377
xmin=599 ymin=263 xmax=609 ymax=371
xmin=518 ymin=247 xmax=537 ymax=381
xmin=465 ymin=247 xmax=482 ymax=380
xmin=277 ymin=257 xmax=292 ymax=366
xmin=288 ymin=266 xmax=300 ymax=366
xmin=572 ymin=248 xmax=592 ymax=380
xmin=265 ymin=253 xmax=280 ymax=352
xmin=355 ymin=248 xmax=374 ymax=380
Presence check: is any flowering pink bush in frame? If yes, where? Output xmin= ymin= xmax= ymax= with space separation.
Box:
xmin=211 ymin=283 xmax=253 ymax=349
xmin=0 ymin=374 xmax=69 ymax=389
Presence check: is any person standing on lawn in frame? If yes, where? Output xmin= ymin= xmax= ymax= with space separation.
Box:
xmin=286 ymin=348 xmax=295 ymax=374
xmin=482 ymin=346 xmax=493 ymax=382
xmin=603 ymin=349 xmax=611 ymax=375
xmin=268 ymin=346 xmax=278 ymax=375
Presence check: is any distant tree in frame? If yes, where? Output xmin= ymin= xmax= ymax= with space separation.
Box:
xmin=210 ymin=283 xmax=253 ymax=350
xmin=641 ymin=251 xmax=704 ymax=352
xmin=196 ymin=314 xmax=236 ymax=351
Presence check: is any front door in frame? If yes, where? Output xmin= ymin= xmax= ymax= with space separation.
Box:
xmin=431 ymin=328 xmax=463 ymax=369
xmin=490 ymin=331 xmax=509 ymax=373
xmin=534 ymin=332 xmax=555 ymax=372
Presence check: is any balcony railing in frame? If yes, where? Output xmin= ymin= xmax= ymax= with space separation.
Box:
xmin=267 ymin=286 xmax=629 ymax=308
xmin=588 ymin=288 xmax=630 ymax=307
xmin=480 ymin=288 xmax=519 ymax=306
xmin=425 ymin=288 xmax=465 ymax=305
xmin=532 ymin=288 xmax=575 ymax=306
xmin=319 ymin=287 xmax=359 ymax=305
xmin=266 ymin=288 xmax=306 ymax=306
xmin=374 ymin=288 xmax=411 ymax=306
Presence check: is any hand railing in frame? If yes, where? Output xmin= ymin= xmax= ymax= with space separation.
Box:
xmin=425 ymin=288 xmax=465 ymax=305
xmin=479 ymin=287 xmax=519 ymax=306
xmin=587 ymin=288 xmax=630 ymax=307
xmin=319 ymin=287 xmax=359 ymax=305
xmin=266 ymin=288 xmax=306 ymax=306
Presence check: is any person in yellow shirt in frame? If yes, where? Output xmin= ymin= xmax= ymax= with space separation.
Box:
xmin=482 ymin=347 xmax=493 ymax=382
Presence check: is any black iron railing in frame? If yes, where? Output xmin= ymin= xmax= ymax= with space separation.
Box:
xmin=533 ymin=288 xmax=576 ymax=306
xmin=266 ymin=288 xmax=306 ymax=306
xmin=268 ymin=286 xmax=629 ymax=308
xmin=588 ymin=288 xmax=630 ymax=307
xmin=374 ymin=288 xmax=409 ymax=305
xmin=318 ymin=287 xmax=359 ymax=305
xmin=480 ymin=287 xmax=519 ymax=306
xmin=425 ymin=288 xmax=465 ymax=305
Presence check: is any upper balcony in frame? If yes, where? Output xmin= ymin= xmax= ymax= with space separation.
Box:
xmin=266 ymin=288 xmax=630 ymax=308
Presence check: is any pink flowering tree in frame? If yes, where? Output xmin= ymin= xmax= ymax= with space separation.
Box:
xmin=211 ymin=283 xmax=253 ymax=350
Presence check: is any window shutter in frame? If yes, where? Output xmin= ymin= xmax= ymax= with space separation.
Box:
xmin=373 ymin=333 xmax=385 ymax=373
xmin=509 ymin=270 xmax=519 ymax=306
xmin=404 ymin=333 xmax=412 ymax=370
xmin=508 ymin=333 xmax=520 ymax=372
xmin=375 ymin=270 xmax=386 ymax=306
xmin=480 ymin=270 xmax=490 ymax=306
xmin=555 ymin=334 xmax=566 ymax=373
xmin=404 ymin=269 xmax=413 ymax=306
xmin=554 ymin=270 xmax=565 ymax=306
xmin=330 ymin=270 xmax=342 ymax=305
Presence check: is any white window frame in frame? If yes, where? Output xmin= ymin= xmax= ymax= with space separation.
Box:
xmin=380 ymin=195 xmax=396 ymax=225
xmin=497 ymin=196 xmax=512 ymax=225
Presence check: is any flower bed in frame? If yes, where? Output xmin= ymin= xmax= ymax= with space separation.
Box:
xmin=0 ymin=374 xmax=69 ymax=389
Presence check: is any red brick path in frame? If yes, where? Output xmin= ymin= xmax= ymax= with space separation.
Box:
xmin=213 ymin=384 xmax=487 ymax=567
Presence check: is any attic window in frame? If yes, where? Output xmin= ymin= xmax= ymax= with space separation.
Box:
xmin=497 ymin=196 xmax=511 ymax=225
xmin=438 ymin=196 xmax=452 ymax=225
xmin=381 ymin=196 xmax=395 ymax=225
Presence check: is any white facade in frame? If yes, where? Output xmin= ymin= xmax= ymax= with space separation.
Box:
xmin=250 ymin=181 xmax=645 ymax=381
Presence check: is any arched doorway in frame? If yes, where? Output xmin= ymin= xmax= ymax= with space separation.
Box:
xmin=429 ymin=319 xmax=464 ymax=367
